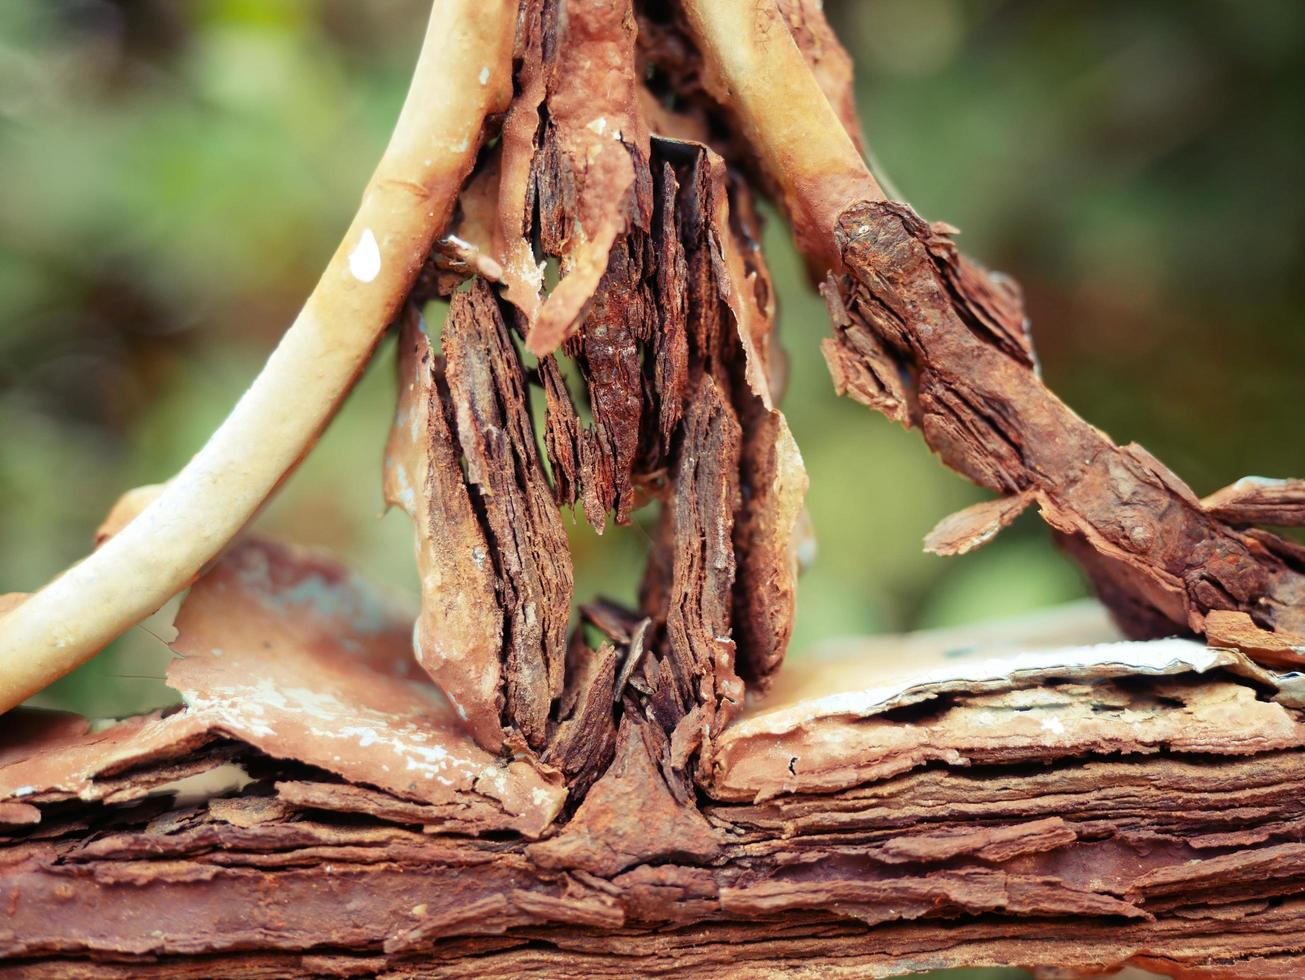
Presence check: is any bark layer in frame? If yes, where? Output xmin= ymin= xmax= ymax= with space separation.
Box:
xmin=823 ymin=201 xmax=1305 ymax=649
xmin=5 ymin=3 xmax=1303 ymax=976
xmin=394 ymin=92 xmax=807 ymax=761
xmin=3 ymin=602 xmax=1305 ymax=977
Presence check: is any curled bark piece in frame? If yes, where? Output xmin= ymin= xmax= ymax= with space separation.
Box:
xmin=0 ymin=536 xmax=564 ymax=836
xmin=538 ymin=354 xmax=586 ymax=510
xmin=568 ymin=224 xmax=658 ymax=530
xmin=442 ymin=280 xmax=574 ymax=750
xmin=646 ymin=377 xmax=745 ymax=771
xmin=733 ymin=411 xmax=807 ymax=685
xmin=827 ymin=201 xmax=1305 ymax=649
xmin=819 ymin=276 xmax=911 ymax=424
xmin=684 ymin=139 xmax=807 ymax=688
xmin=924 ymin=490 xmax=1037 ymax=557
xmin=723 ymin=175 xmax=807 ymax=684
xmin=650 ymin=159 xmax=691 ymax=460
xmin=1202 ymin=477 xmax=1305 ymax=527
xmin=166 ymin=536 xmax=565 ymax=834
xmin=0 ymin=0 xmax=515 ymax=713
xmin=385 ymin=309 xmax=505 ymax=751
xmin=542 ymin=638 xmax=619 ymax=801
xmin=710 ymin=632 xmax=1304 ymax=801
xmin=594 ymin=136 xmax=806 ymax=704
xmin=5 ymin=614 xmax=1305 ymax=975
xmin=1206 ymin=610 xmax=1305 ymax=670
xmin=525 ymin=0 xmax=651 ymax=356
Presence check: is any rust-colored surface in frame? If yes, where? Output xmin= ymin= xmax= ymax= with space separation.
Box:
xmin=0 ymin=539 xmax=564 ymax=839
xmin=1203 ymin=477 xmax=1305 ymax=528
xmin=4 ymin=606 xmax=1305 ymax=975
xmin=6 ymin=1 xmax=1304 ymax=975
xmin=384 ymin=308 xmax=506 ymax=751
xmin=712 ymin=675 xmax=1305 ymax=802
xmin=442 ymin=282 xmax=575 ymax=750
xmin=823 ymin=201 xmax=1305 ymax=654
xmin=392 ymin=0 xmax=809 ymax=772
xmin=1206 ymin=610 xmax=1305 ymax=670
xmin=923 ymin=489 xmax=1037 ymax=557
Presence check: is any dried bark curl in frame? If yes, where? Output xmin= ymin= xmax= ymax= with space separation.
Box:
xmin=824 ymin=200 xmax=1305 ymax=646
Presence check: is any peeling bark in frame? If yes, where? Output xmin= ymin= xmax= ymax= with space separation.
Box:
xmin=428 ymin=110 xmax=807 ymax=776
xmin=385 ymin=311 xmax=505 ymax=750
xmin=655 ymin=377 xmax=745 ymax=765
xmin=442 ymin=281 xmax=574 ymax=750
xmin=4 ymin=594 xmax=1305 ymax=976
xmin=8 ymin=1 xmax=1304 ymax=975
xmin=824 ymin=201 xmax=1305 ymax=650
xmin=1203 ymin=477 xmax=1305 ymax=528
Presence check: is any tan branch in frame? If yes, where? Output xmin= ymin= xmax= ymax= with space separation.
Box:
xmin=679 ymin=0 xmax=883 ymax=270
xmin=0 ymin=0 xmax=515 ymax=712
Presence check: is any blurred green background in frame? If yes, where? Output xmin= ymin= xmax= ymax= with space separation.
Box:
xmin=2 ymin=0 xmax=1302 ymax=728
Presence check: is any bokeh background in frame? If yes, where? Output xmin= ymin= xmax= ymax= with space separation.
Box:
xmin=2 ymin=0 xmax=1302 ymax=729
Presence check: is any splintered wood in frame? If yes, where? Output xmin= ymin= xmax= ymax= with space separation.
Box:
xmin=390 ymin=4 xmax=807 ymax=765
xmin=664 ymin=0 xmax=1305 ymax=664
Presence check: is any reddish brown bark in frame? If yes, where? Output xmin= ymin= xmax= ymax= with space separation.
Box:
xmin=399 ymin=62 xmax=807 ymax=769
xmin=823 ymin=201 xmax=1305 ymax=648
xmin=4 ymin=1 xmax=1302 ymax=975
xmin=4 ymin=609 xmax=1305 ymax=976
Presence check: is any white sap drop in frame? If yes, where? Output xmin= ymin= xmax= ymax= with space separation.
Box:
xmin=348 ymin=228 xmax=382 ymax=283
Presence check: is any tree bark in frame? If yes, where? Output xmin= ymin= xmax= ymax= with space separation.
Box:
xmin=3 ymin=3 xmax=1303 ymax=976
xmin=3 ymin=545 xmax=1305 ymax=977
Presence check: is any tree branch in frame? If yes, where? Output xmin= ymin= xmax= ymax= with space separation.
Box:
xmin=679 ymin=0 xmax=1305 ymax=659
xmin=0 ymin=0 xmax=515 ymax=712
xmin=679 ymin=0 xmax=883 ymax=270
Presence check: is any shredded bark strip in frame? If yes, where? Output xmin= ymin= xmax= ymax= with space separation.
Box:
xmin=822 ymin=201 xmax=1305 ymax=646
